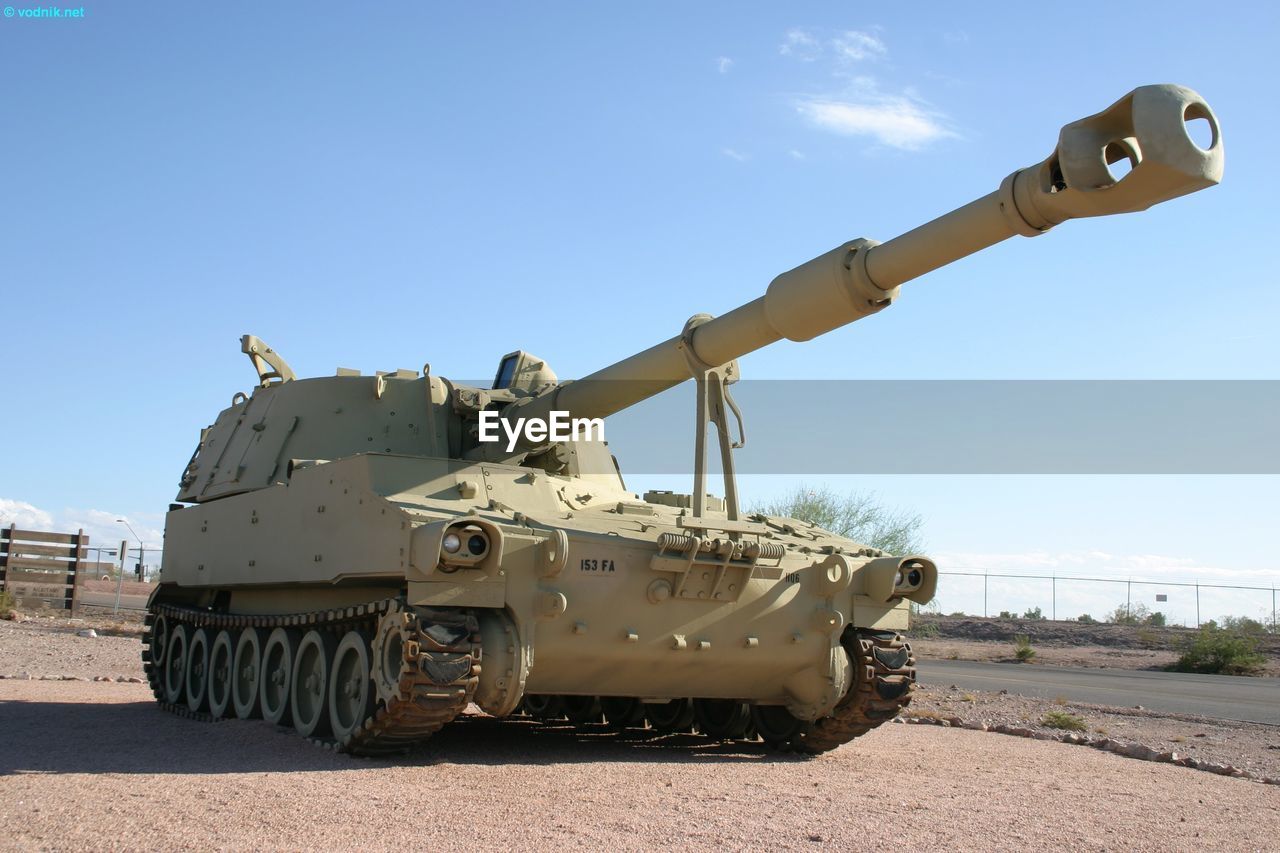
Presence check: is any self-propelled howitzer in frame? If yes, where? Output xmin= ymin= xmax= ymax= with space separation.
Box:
xmin=146 ymin=84 xmax=1222 ymax=755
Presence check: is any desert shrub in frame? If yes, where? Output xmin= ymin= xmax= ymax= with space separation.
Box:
xmin=1171 ymin=627 xmax=1265 ymax=675
xmin=1146 ymin=611 xmax=1167 ymax=627
xmin=1013 ymin=635 xmax=1036 ymax=662
xmin=1076 ymin=613 xmax=1096 ymax=624
xmin=910 ymin=619 xmax=939 ymax=639
xmin=1022 ymin=607 xmax=1045 ymax=621
xmin=948 ymin=611 xmax=967 ymax=617
xmin=0 ymin=589 xmax=14 ymax=611
xmin=1218 ymin=615 xmax=1267 ymax=636
xmin=1041 ymin=710 xmax=1087 ymax=732
xmin=1136 ymin=626 xmax=1160 ymax=649
xmin=998 ymin=610 xmax=1016 ymax=619
xmin=1109 ymin=603 xmax=1150 ymax=625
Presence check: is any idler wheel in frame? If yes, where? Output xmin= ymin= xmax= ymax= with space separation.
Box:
xmin=329 ymin=629 xmax=376 ymax=742
xmin=645 ymin=699 xmax=695 ymax=733
xmin=693 ymin=699 xmax=752 ymax=740
xmin=291 ymin=629 xmax=336 ymax=738
xmin=260 ymin=627 xmax=299 ymax=726
xmin=750 ymin=705 xmax=811 ymax=748
xmin=162 ymin=624 xmax=189 ymax=705
xmin=148 ymin=613 xmax=169 ymax=671
xmin=231 ymin=627 xmax=264 ymax=719
xmin=600 ymin=697 xmax=647 ymax=730
xmin=371 ymin=604 xmax=414 ymax=707
xmin=207 ymin=630 xmax=234 ymax=718
xmin=560 ymin=696 xmax=604 ymax=725
xmin=521 ymin=695 xmax=564 ymax=720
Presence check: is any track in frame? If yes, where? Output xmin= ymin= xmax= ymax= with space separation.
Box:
xmin=143 ymin=600 xmax=921 ymax=755
xmin=143 ymin=599 xmax=481 ymax=755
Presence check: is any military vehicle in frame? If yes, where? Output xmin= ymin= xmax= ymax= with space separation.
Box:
xmin=144 ymin=85 xmax=1222 ymax=754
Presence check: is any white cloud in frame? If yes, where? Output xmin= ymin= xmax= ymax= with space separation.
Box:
xmin=715 ymin=56 xmax=733 ymax=74
xmin=0 ymin=498 xmax=54 ymax=531
xmin=721 ymin=147 xmax=750 ymax=162
xmin=779 ymin=28 xmax=822 ymax=61
xmin=0 ymin=498 xmax=164 ymax=550
xmin=831 ymin=30 xmax=885 ymax=62
xmin=795 ymin=95 xmax=953 ymax=150
xmin=788 ymin=149 xmax=805 ymax=160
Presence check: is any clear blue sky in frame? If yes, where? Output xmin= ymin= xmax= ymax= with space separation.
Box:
xmin=1 ymin=2 xmax=1276 ymax=620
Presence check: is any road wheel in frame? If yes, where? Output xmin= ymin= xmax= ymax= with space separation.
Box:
xmin=291 ymin=629 xmax=336 ymax=738
xmin=601 ymin=697 xmax=647 ymax=730
xmin=207 ymin=630 xmax=234 ymax=718
xmin=185 ymin=628 xmax=211 ymax=713
xmin=260 ymin=627 xmax=299 ymax=725
xmin=231 ymin=627 xmax=264 ymax=719
xmin=645 ymin=699 xmax=695 ymax=733
xmin=162 ymin=624 xmax=188 ymax=705
xmin=751 ymin=705 xmax=811 ymax=749
xmin=329 ymin=630 xmax=375 ymax=744
xmin=693 ymin=699 xmax=752 ymax=740
xmin=521 ymin=694 xmax=563 ymax=720
xmin=560 ymin=696 xmax=603 ymax=725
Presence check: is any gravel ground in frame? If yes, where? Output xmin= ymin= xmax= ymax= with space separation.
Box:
xmin=910 ymin=684 xmax=1280 ymax=781
xmin=912 ymin=637 xmax=1185 ymax=672
xmin=3 ymin=615 xmax=1279 ymax=849
xmin=2 ymin=680 xmax=1278 ymax=851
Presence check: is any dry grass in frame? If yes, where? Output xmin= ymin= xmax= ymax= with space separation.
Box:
xmin=1041 ymin=710 xmax=1088 ymax=732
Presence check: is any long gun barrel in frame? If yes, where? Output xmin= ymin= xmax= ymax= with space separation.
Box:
xmin=515 ymin=84 xmax=1222 ymax=429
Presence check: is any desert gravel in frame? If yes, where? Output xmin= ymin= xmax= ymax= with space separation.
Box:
xmin=2 ymin=680 xmax=1278 ymax=851
xmin=3 ymin=616 xmax=1279 ymax=850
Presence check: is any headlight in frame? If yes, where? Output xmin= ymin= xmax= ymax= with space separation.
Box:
xmin=442 ymin=533 xmax=462 ymax=554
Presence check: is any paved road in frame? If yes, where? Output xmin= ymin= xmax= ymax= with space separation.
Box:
xmin=917 ymin=659 xmax=1280 ymax=725
xmin=76 ymin=590 xmax=148 ymax=611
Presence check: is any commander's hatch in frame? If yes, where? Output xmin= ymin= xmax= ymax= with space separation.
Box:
xmin=492 ymin=351 xmax=558 ymax=396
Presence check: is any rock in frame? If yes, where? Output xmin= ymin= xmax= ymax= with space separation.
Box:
xmin=961 ymin=720 xmax=987 ymax=731
xmin=1157 ymin=751 xmax=1178 ymax=763
xmin=94 ymin=675 xmax=112 ymax=682
xmin=77 ymin=628 xmax=99 ymax=639
xmin=1125 ymin=745 xmax=1158 ymax=761
xmin=3 ymin=609 xmax=23 ymax=621
xmin=125 ymin=676 xmax=144 ymax=684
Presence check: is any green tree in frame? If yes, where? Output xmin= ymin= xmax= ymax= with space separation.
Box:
xmin=753 ymin=485 xmax=924 ymax=554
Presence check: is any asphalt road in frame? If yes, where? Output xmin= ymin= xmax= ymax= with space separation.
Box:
xmin=75 ymin=590 xmax=148 ymax=611
xmin=917 ymin=659 xmax=1280 ymax=725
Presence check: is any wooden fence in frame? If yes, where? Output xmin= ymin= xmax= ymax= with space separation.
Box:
xmin=0 ymin=526 xmax=86 ymax=610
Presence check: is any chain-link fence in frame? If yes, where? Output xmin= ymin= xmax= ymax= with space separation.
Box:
xmin=934 ymin=570 xmax=1279 ymax=630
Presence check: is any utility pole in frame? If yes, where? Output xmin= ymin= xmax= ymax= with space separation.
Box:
xmin=115 ymin=540 xmax=127 ymax=614
xmin=116 ymin=519 xmax=143 ymax=614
